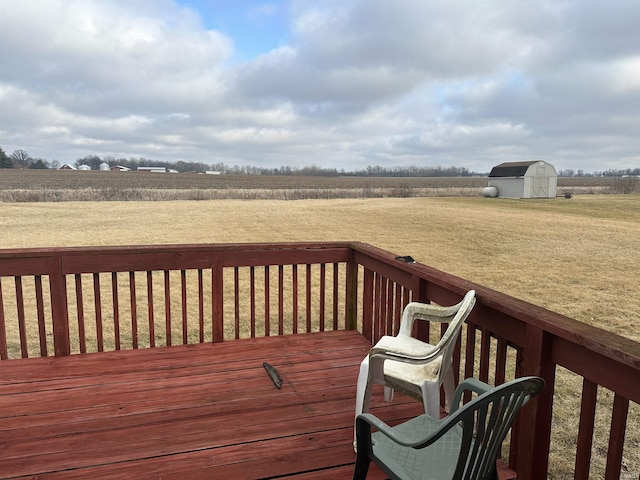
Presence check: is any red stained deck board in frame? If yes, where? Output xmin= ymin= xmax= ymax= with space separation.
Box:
xmin=0 ymin=330 xmax=424 ymax=479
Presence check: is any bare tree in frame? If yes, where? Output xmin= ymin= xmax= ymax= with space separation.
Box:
xmin=10 ymin=149 xmax=32 ymax=168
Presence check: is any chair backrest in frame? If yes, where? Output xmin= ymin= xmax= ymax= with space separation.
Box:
xmin=449 ymin=376 xmax=545 ymax=480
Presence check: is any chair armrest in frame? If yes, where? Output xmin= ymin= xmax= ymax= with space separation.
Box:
xmin=449 ymin=378 xmax=492 ymax=414
xmin=356 ymin=412 xmax=461 ymax=450
xmin=369 ymin=349 xmax=441 ymax=365
xmin=369 ymin=334 xmax=439 ymax=360
xmin=399 ymin=302 xmax=459 ymax=336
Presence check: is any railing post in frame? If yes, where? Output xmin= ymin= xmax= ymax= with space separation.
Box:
xmin=211 ymin=253 xmax=224 ymax=343
xmin=49 ymin=256 xmax=70 ymax=356
xmin=515 ymin=324 xmax=555 ymax=479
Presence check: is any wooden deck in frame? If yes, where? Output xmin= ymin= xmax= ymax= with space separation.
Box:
xmin=0 ymin=330 xmax=423 ymax=479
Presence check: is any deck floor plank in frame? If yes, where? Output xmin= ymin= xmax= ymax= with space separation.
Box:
xmin=0 ymin=330 xmax=424 ymax=479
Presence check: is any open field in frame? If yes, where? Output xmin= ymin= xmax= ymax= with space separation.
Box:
xmin=1 ymin=195 xmax=638 ymax=340
xmin=1 ymin=195 xmax=639 ymax=478
xmin=0 ymin=169 xmax=625 ymax=201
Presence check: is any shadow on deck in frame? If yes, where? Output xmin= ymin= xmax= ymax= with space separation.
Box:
xmin=0 ymin=330 xmax=419 ymax=479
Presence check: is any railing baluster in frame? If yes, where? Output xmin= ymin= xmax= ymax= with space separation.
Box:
xmin=344 ymin=260 xmax=357 ymax=331
xmin=198 ymin=269 xmax=204 ymax=343
xmin=278 ymin=265 xmax=284 ymax=336
xmin=509 ymin=347 xmax=525 ymax=467
xmin=112 ymin=272 xmax=120 ymax=351
xmin=306 ymin=264 xmax=312 ymax=333
xmin=479 ymin=328 xmax=491 ymax=383
xmin=234 ymin=267 xmax=240 ymax=339
xmin=494 ymin=338 xmax=508 ymax=386
xmin=373 ymin=273 xmax=382 ymax=342
xmin=0 ymin=278 xmax=7 ymax=360
xmin=264 ymin=266 xmax=270 ymax=336
xmin=319 ymin=263 xmax=325 ymax=332
xmin=147 ymin=271 xmax=155 ymax=348
xmin=605 ymin=394 xmax=629 ymax=480
xmin=332 ymin=263 xmax=339 ymax=330
xmin=362 ymin=267 xmax=374 ymax=342
xmin=464 ymin=323 xmax=477 ymax=403
xmin=575 ymin=379 xmax=598 ymax=479
xmin=292 ymin=264 xmax=298 ymax=335
xmin=93 ymin=273 xmax=103 ymax=352
xmin=164 ymin=270 xmax=171 ymax=346
xmin=129 ymin=271 xmax=137 ymax=349
xmin=181 ymin=270 xmax=187 ymax=344
xmin=393 ymin=283 xmax=403 ymax=335
xmin=93 ymin=274 xmax=104 ymax=352
xmin=452 ymin=334 xmax=462 ymax=388
xmin=250 ymin=266 xmax=256 ymax=338
xmin=14 ymin=276 xmax=27 ymax=358
xmin=74 ymin=274 xmax=86 ymax=353
xmin=385 ymin=278 xmax=393 ymax=336
xmin=34 ymin=275 xmax=47 ymax=357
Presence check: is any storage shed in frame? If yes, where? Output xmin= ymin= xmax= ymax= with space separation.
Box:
xmin=487 ymin=160 xmax=557 ymax=199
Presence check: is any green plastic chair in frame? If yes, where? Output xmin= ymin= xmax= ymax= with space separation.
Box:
xmin=353 ymin=376 xmax=545 ymax=480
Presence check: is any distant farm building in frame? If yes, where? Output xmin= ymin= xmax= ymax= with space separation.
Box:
xmin=485 ymin=161 xmax=557 ymax=199
xmin=99 ymin=163 xmax=110 ymax=171
xmin=77 ymin=165 xmax=91 ymax=171
xmin=137 ymin=166 xmax=166 ymax=173
xmin=110 ymin=165 xmax=131 ymax=172
xmin=59 ymin=164 xmax=77 ymax=170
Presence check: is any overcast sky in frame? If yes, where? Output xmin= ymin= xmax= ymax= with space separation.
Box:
xmin=1 ymin=0 xmax=639 ymax=173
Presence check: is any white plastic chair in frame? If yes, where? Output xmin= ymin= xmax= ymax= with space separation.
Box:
xmin=355 ymin=290 xmax=476 ymax=437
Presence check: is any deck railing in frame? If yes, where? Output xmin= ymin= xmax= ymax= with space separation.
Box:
xmin=0 ymin=242 xmax=638 ymax=480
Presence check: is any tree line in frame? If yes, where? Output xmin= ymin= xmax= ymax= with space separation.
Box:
xmin=1 ymin=146 xmax=637 ymax=177
xmin=558 ymin=168 xmax=640 ymax=177
xmin=0 ymin=147 xmax=480 ymax=176
xmin=0 ymin=148 xmax=53 ymax=169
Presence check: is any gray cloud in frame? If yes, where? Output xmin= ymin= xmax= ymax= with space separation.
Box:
xmin=0 ymin=0 xmax=639 ymax=172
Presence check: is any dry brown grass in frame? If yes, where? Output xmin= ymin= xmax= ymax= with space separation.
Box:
xmin=1 ymin=194 xmax=639 ymax=478
xmin=2 ymin=195 xmax=638 ymax=339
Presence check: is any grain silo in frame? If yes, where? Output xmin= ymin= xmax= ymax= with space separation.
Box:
xmin=486 ymin=161 xmax=557 ymax=198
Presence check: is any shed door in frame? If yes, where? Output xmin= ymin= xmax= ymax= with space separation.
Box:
xmin=531 ymin=176 xmax=549 ymax=197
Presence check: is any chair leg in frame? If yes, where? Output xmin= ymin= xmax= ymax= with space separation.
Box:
xmin=383 ymin=386 xmax=394 ymax=402
xmin=442 ymin=370 xmax=456 ymax=412
xmin=355 ymin=357 xmax=373 ymax=417
xmin=354 ymin=357 xmax=373 ymax=449
xmin=422 ymin=382 xmax=442 ymax=418
xmin=352 ymin=451 xmax=371 ymax=480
